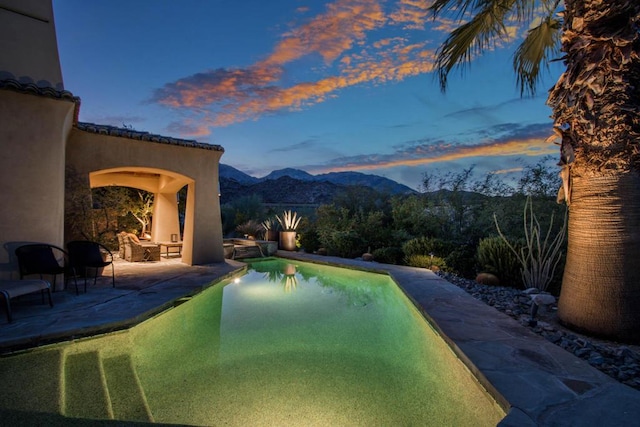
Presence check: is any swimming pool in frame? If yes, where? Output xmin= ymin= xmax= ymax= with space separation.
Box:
xmin=0 ymin=258 xmax=504 ymax=425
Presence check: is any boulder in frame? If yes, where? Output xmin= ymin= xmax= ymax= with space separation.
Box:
xmin=475 ymin=273 xmax=500 ymax=286
xmin=531 ymin=293 xmax=556 ymax=306
xmin=362 ymin=252 xmax=374 ymax=262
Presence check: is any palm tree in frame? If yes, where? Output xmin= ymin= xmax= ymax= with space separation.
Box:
xmin=430 ymin=0 xmax=640 ymax=343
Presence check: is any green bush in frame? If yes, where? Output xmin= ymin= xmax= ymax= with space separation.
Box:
xmin=299 ymin=228 xmax=321 ymax=253
xmin=477 ymin=237 xmax=523 ymax=288
xmin=445 ymin=244 xmax=477 ymax=278
xmin=372 ymin=247 xmax=404 ymax=265
xmin=321 ymin=230 xmax=365 ymax=258
xmin=405 ymin=254 xmax=448 ymax=271
xmin=402 ymin=237 xmax=450 ymax=258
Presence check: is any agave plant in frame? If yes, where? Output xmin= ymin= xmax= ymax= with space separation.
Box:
xmin=276 ymin=210 xmax=302 ymax=231
xmin=262 ymin=218 xmax=274 ymax=231
xmin=235 ymin=220 xmax=262 ymax=239
xmin=261 ymin=217 xmax=280 ymax=231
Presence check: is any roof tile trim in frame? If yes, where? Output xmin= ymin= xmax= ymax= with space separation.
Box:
xmin=0 ymin=78 xmax=78 ymax=101
xmin=76 ymin=122 xmax=224 ymax=152
xmin=0 ymin=79 xmax=223 ymax=152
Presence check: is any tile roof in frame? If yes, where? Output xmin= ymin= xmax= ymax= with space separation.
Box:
xmin=0 ymin=78 xmax=223 ymax=152
xmin=76 ymin=122 xmax=224 ymax=152
xmin=0 ymin=78 xmax=78 ymax=102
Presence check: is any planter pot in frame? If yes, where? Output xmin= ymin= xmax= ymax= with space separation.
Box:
xmin=279 ymin=231 xmax=297 ymax=251
xmin=283 ymin=263 xmax=296 ymax=276
xmin=265 ymin=230 xmax=279 ymax=242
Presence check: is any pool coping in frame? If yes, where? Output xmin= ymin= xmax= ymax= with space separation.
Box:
xmin=2 ymin=253 xmax=640 ymax=425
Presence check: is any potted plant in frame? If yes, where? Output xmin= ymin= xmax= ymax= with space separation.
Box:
xmin=276 ymin=210 xmax=301 ymax=251
xmin=235 ymin=220 xmax=262 ymax=240
xmin=261 ymin=217 xmax=279 ymax=242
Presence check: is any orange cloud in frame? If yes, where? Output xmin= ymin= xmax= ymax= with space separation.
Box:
xmin=491 ymin=167 xmax=523 ymax=175
xmin=266 ymin=0 xmax=386 ymax=65
xmin=166 ymin=118 xmax=213 ymax=138
xmin=207 ymin=38 xmax=436 ymax=126
xmin=153 ymin=0 xmax=391 ymax=126
xmin=313 ymin=138 xmax=557 ymax=173
xmin=152 ymin=0 xmax=524 ymax=134
xmin=389 ymin=0 xmax=431 ymax=30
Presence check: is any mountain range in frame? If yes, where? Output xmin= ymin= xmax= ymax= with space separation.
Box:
xmin=219 ymin=164 xmax=416 ymax=205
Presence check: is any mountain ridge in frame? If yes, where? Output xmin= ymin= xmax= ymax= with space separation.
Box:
xmin=219 ymin=164 xmax=416 ymax=205
xmin=220 ymin=164 xmax=416 ymax=195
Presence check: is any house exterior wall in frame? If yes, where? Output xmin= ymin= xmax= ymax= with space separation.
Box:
xmin=66 ymin=129 xmax=225 ymax=265
xmin=1 ymin=0 xmax=226 ymax=274
xmin=0 ymin=90 xmax=75 ymax=279
xmin=0 ymin=0 xmax=63 ymax=89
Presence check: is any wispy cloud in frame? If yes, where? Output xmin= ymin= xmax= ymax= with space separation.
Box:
xmin=389 ymin=0 xmax=431 ymax=30
xmin=150 ymin=0 xmax=530 ymax=137
xmin=88 ymin=114 xmax=146 ymax=127
xmin=165 ymin=120 xmax=211 ymax=138
xmin=149 ymin=0 xmax=457 ymax=134
xmin=442 ymin=97 xmax=536 ymax=119
xmin=270 ymin=139 xmax=318 ymax=153
xmin=306 ymin=122 xmax=556 ymax=173
xmin=491 ymin=167 xmax=523 ymax=175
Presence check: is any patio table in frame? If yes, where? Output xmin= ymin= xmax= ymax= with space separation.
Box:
xmin=159 ymin=242 xmax=183 ymax=258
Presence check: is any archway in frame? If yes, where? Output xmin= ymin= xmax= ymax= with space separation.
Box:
xmin=66 ymin=125 xmax=225 ymax=265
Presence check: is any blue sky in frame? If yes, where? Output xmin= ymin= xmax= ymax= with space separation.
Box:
xmin=52 ymin=0 xmax=564 ymax=191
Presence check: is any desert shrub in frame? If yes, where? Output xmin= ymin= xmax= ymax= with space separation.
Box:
xmin=235 ymin=220 xmax=263 ymax=239
xmin=445 ymin=243 xmax=477 ymax=278
xmin=299 ymin=228 xmax=321 ymax=253
xmin=321 ymin=230 xmax=365 ymax=258
xmin=477 ymin=237 xmax=523 ymax=288
xmin=372 ymin=247 xmax=404 ymax=265
xmin=546 ymin=252 xmax=566 ymax=296
xmin=405 ymin=254 xmax=448 ymax=271
xmin=494 ymin=196 xmax=567 ymax=291
xmin=402 ymin=237 xmax=450 ymax=258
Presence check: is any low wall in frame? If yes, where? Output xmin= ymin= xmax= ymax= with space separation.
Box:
xmin=223 ymin=239 xmax=277 ymax=257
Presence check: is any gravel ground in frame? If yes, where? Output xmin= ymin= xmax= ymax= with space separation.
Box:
xmin=437 ymin=271 xmax=640 ymax=392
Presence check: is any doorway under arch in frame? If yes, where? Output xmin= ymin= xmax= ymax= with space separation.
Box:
xmin=90 ymin=167 xmax=190 ymax=247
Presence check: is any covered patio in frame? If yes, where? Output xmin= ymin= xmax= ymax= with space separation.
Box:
xmin=67 ymin=123 xmax=226 ymax=266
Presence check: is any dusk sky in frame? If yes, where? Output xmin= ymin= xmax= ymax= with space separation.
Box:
xmin=52 ymin=0 xmax=564 ymax=191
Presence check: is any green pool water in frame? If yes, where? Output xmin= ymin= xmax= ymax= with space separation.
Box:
xmin=0 ymin=258 xmax=504 ymax=425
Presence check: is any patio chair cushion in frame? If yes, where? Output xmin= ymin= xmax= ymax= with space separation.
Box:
xmin=127 ymin=233 xmax=141 ymax=244
xmin=0 ymin=279 xmax=53 ymax=322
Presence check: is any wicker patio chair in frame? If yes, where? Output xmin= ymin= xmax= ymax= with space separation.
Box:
xmin=123 ymin=234 xmax=160 ymax=262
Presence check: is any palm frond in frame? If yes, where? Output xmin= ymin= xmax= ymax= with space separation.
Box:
xmin=430 ymin=0 xmax=561 ymax=93
xmin=434 ymin=0 xmax=517 ymax=91
xmin=430 ymin=0 xmax=482 ymax=19
xmin=513 ymin=13 xmax=561 ymax=96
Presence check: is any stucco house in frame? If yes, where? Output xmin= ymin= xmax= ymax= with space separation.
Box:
xmin=0 ymin=0 xmax=226 ymax=281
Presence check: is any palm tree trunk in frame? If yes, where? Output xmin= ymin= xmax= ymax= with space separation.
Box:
xmin=558 ymin=172 xmax=640 ymax=342
xmin=549 ymin=0 xmax=640 ymax=343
